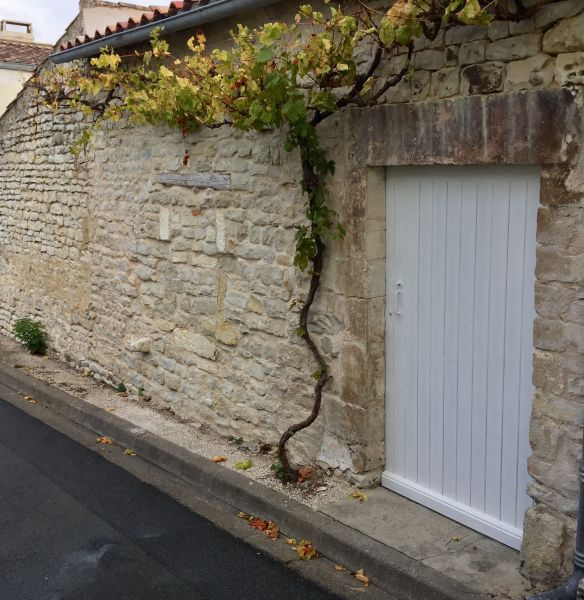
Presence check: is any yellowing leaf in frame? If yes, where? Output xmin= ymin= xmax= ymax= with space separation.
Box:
xmin=124 ymin=448 xmax=137 ymax=456
xmin=294 ymin=540 xmax=318 ymax=561
xmin=234 ymin=459 xmax=253 ymax=470
xmin=298 ymin=466 xmax=313 ymax=482
xmin=333 ymin=564 xmax=346 ymax=572
xmin=96 ymin=436 xmax=113 ymax=445
xmin=159 ymin=65 xmax=173 ymax=78
xmin=354 ymin=569 xmax=369 ymax=586
xmin=23 ymin=395 xmax=37 ymax=403
xmin=350 ymin=490 xmax=368 ymax=502
xmin=238 ymin=512 xmax=251 ymax=520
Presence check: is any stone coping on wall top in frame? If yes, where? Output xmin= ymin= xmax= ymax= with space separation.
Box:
xmin=350 ymin=89 xmax=581 ymax=168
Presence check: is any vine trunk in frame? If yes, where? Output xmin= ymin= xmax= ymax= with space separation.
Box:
xmin=277 ymin=157 xmax=331 ymax=484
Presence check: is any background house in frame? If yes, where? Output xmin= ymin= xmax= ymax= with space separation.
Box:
xmin=0 ymin=20 xmax=51 ymax=115
xmin=0 ymin=0 xmax=583 ymax=588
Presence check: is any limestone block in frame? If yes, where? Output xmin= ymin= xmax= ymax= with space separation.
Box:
xmin=128 ymin=337 xmax=152 ymax=353
xmin=159 ymin=207 xmax=171 ymax=241
xmin=444 ymin=46 xmax=458 ymax=66
xmin=486 ymin=34 xmax=542 ymax=61
xmin=543 ymin=12 xmax=584 ymax=54
xmin=461 ymin=62 xmax=505 ymax=94
xmin=488 ymin=21 xmax=509 ymax=42
xmin=414 ymin=49 xmax=444 ymax=71
xmin=555 ymin=52 xmax=584 ymax=86
xmin=505 ymin=54 xmax=555 ymax=91
xmin=411 ymin=70 xmax=430 ymax=101
xmin=215 ymin=322 xmax=238 ymax=346
xmin=445 ymin=25 xmax=488 ymax=45
xmin=509 ymin=17 xmax=535 ymax=35
xmin=521 ymin=506 xmax=567 ymax=582
xmin=459 ymin=40 xmax=486 ymax=66
xmin=173 ymin=329 xmax=218 ymax=360
xmin=430 ymin=67 xmax=461 ymax=98
xmin=535 ymin=317 xmax=570 ymax=352
xmin=536 ymin=0 xmax=584 ymax=30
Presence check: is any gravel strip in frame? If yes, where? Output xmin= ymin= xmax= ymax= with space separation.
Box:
xmin=0 ymin=334 xmax=352 ymax=510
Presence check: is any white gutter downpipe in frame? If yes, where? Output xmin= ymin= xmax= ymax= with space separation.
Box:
xmin=50 ymin=0 xmax=282 ymax=64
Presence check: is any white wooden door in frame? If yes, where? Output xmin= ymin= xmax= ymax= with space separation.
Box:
xmin=383 ymin=166 xmax=539 ymax=549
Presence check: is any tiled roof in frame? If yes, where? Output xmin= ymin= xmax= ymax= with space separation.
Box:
xmin=60 ymin=0 xmax=211 ymax=51
xmin=0 ymin=40 xmax=52 ymax=66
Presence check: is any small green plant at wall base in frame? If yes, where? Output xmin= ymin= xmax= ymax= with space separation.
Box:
xmin=271 ymin=460 xmax=285 ymax=480
xmin=116 ymin=383 xmax=127 ymax=393
xmin=13 ymin=318 xmax=47 ymax=355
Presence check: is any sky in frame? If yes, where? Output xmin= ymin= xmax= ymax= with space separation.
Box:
xmin=0 ymin=0 xmax=149 ymax=45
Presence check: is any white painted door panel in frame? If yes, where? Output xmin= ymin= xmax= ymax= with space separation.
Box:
xmin=383 ymin=166 xmax=539 ymax=549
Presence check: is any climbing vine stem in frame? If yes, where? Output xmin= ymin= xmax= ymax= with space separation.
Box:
xmin=34 ymin=0 xmax=505 ymax=483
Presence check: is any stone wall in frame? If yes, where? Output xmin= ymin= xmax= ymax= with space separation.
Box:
xmin=1 ymin=0 xmax=584 ymax=582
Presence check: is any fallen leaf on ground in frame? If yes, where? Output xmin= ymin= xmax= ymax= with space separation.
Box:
xmin=105 ymin=407 xmax=116 ymax=412
xmin=286 ymin=538 xmax=297 ymax=545
xmin=124 ymin=449 xmax=137 ymax=456
xmin=298 ymin=466 xmax=313 ymax=483
xmin=333 ymin=565 xmax=346 ymax=572
xmin=450 ymin=535 xmax=462 ymax=542
xmin=293 ymin=540 xmax=318 ymax=560
xmin=211 ymin=456 xmax=227 ymax=463
xmin=350 ymin=491 xmax=368 ymax=503
xmin=238 ymin=512 xmax=251 ymax=520
xmin=96 ymin=436 xmax=113 ymax=445
xmin=354 ymin=569 xmax=369 ymax=586
xmin=234 ymin=459 xmax=253 ymax=470
xmin=23 ymin=395 xmax=37 ymax=404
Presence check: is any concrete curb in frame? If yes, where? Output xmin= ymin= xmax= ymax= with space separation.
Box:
xmin=0 ymin=362 xmax=488 ymax=600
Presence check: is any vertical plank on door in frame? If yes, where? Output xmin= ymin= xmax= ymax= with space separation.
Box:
xmin=456 ymin=178 xmax=478 ymax=507
xmin=485 ymin=178 xmax=511 ymax=519
xmin=470 ymin=180 xmax=494 ymax=514
xmin=429 ymin=179 xmax=448 ymax=495
xmin=417 ymin=180 xmax=434 ymax=489
xmin=443 ymin=180 xmax=463 ymax=499
xmin=500 ymin=176 xmax=528 ymax=526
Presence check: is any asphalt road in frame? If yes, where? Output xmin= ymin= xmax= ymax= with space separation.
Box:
xmin=0 ymin=397 xmax=341 ymax=600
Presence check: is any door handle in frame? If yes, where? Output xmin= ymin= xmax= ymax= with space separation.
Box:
xmin=395 ymin=281 xmax=403 ymax=317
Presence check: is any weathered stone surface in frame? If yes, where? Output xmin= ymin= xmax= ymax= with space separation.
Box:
xmin=555 ymin=52 xmax=584 ymax=86
xmin=445 ymin=25 xmax=488 ymax=45
xmin=461 ymin=61 xmax=505 ymax=94
xmin=486 ymin=34 xmax=542 ymax=61
xmin=414 ymin=49 xmax=444 ymax=71
xmin=410 ymin=70 xmax=430 ymax=101
xmin=430 ymin=67 xmax=460 ymax=98
xmin=505 ymin=54 xmax=555 ymax=91
xmin=536 ymin=0 xmax=584 ymax=30
xmin=174 ymin=330 xmax=218 ymax=360
xmin=459 ymin=40 xmax=486 ymax=65
xmin=354 ymin=89 xmax=581 ymax=167
xmin=128 ymin=337 xmax=152 ymax=353
xmin=521 ymin=506 xmax=568 ymax=583
xmin=215 ymin=322 xmax=238 ymax=346
xmin=543 ymin=12 xmax=584 ymax=53
xmin=157 ymin=172 xmax=231 ymax=190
